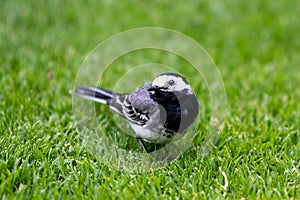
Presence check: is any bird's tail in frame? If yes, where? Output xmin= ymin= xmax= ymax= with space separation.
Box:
xmin=70 ymin=86 xmax=113 ymax=105
xmin=70 ymin=86 xmax=126 ymax=116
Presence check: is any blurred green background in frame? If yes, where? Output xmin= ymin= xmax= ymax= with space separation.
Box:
xmin=1 ymin=0 xmax=299 ymax=199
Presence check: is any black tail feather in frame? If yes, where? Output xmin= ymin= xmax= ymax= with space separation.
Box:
xmin=71 ymin=86 xmax=113 ymax=104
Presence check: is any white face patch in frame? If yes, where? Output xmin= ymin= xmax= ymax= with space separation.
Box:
xmin=152 ymin=74 xmax=192 ymax=92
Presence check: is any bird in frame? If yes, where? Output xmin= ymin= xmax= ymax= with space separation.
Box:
xmin=71 ymin=73 xmax=199 ymax=152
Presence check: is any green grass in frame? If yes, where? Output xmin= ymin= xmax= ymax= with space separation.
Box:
xmin=1 ymin=0 xmax=300 ymax=199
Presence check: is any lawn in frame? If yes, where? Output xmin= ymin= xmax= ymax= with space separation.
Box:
xmin=1 ymin=0 xmax=299 ymax=199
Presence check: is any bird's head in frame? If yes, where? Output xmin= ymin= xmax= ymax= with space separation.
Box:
xmin=148 ymin=73 xmax=193 ymax=94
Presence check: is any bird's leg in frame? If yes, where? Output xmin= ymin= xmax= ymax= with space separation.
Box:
xmin=136 ymin=138 xmax=148 ymax=152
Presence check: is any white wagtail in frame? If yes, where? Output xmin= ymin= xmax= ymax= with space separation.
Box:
xmin=71 ymin=73 xmax=199 ymax=152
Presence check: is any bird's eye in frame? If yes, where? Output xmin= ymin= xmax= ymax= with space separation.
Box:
xmin=168 ymin=80 xmax=175 ymax=85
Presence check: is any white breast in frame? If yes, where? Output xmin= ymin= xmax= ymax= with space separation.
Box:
xmin=130 ymin=122 xmax=175 ymax=144
xmin=130 ymin=123 xmax=160 ymax=143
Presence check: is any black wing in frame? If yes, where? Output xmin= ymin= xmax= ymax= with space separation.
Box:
xmin=123 ymin=97 xmax=149 ymax=126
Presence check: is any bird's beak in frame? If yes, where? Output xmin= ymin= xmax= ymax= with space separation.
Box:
xmin=148 ymin=85 xmax=166 ymax=92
